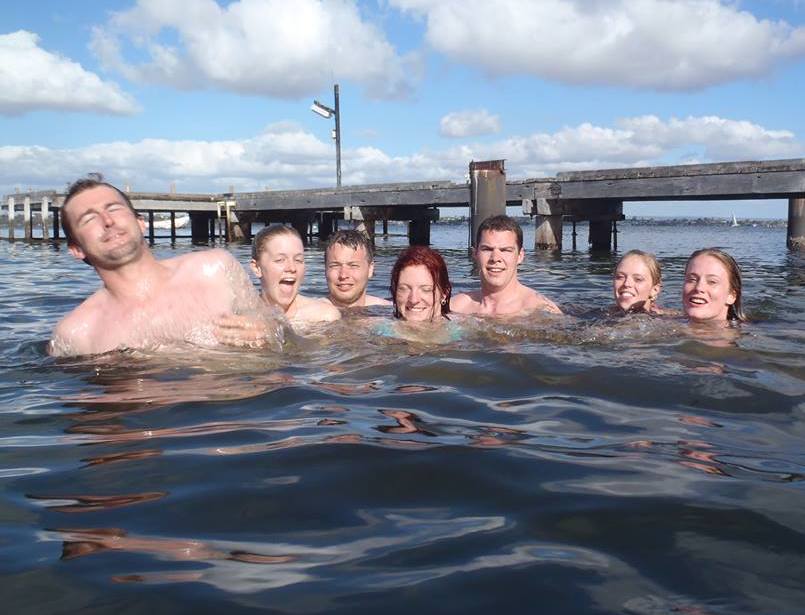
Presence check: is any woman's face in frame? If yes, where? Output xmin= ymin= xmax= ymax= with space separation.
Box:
xmin=250 ymin=233 xmax=305 ymax=311
xmin=613 ymin=254 xmax=660 ymax=312
xmin=395 ymin=264 xmax=443 ymax=322
xmin=683 ymin=254 xmax=736 ymax=323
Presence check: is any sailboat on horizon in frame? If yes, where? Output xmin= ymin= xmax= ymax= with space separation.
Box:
xmin=731 ymin=213 xmax=739 ymax=227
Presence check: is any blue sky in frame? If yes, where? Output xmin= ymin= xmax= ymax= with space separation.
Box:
xmin=2 ymin=0 xmax=805 ymax=218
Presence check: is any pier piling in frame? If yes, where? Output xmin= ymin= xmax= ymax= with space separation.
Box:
xmin=23 ymin=197 xmax=31 ymax=241
xmin=41 ymin=196 xmax=50 ymax=240
xmin=7 ymin=197 xmax=14 ymax=240
xmin=788 ymin=197 xmax=805 ymax=250
xmin=533 ymin=198 xmax=563 ymax=251
xmin=469 ymin=160 xmax=506 ymax=248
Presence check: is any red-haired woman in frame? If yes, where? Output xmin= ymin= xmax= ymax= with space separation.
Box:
xmin=390 ymin=245 xmax=452 ymax=322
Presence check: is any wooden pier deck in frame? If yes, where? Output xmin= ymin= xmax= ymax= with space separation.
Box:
xmin=4 ymin=158 xmax=805 ymax=250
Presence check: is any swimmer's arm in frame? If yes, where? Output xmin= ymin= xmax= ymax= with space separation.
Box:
xmin=49 ymin=317 xmax=93 ymax=357
xmin=540 ymin=296 xmax=563 ymax=315
xmin=313 ymin=300 xmax=342 ymax=322
xmin=214 ymin=313 xmax=286 ymax=349
xmin=207 ymin=248 xmax=263 ymax=312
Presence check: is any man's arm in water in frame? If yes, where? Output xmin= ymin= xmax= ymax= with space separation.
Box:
xmin=210 ymin=249 xmax=289 ymax=348
xmin=49 ymin=294 xmax=105 ymax=357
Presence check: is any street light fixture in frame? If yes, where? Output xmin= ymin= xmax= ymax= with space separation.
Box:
xmin=310 ymin=84 xmax=341 ymax=188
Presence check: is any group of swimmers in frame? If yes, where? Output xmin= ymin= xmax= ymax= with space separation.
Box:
xmin=48 ymin=174 xmax=746 ymax=357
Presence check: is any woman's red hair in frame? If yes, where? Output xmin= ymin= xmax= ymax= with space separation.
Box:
xmin=390 ymin=246 xmax=452 ymax=319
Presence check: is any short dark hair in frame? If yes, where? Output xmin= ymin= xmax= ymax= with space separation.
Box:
xmin=476 ymin=215 xmax=523 ymax=250
xmin=390 ymin=245 xmax=452 ymax=319
xmin=324 ymin=229 xmax=375 ymax=263
xmin=252 ymin=224 xmax=303 ymax=260
xmin=61 ymin=173 xmax=137 ymax=244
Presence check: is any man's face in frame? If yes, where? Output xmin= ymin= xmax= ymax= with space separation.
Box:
xmin=325 ymin=243 xmax=374 ymax=307
xmin=64 ymin=185 xmax=146 ymax=269
xmin=474 ymin=229 xmax=524 ymax=291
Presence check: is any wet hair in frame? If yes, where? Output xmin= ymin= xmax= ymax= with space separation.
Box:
xmin=61 ymin=173 xmax=137 ymax=244
xmin=325 ymin=229 xmax=375 ymax=263
xmin=252 ymin=224 xmax=303 ymax=260
xmin=390 ymin=246 xmax=452 ymax=319
xmin=685 ymin=248 xmax=746 ymax=322
xmin=476 ymin=215 xmax=523 ymax=251
xmin=616 ymin=250 xmax=662 ymax=287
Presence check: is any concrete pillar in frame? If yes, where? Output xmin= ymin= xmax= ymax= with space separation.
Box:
xmin=588 ymin=220 xmax=612 ymax=251
xmin=788 ymin=197 xmax=805 ymax=250
xmin=318 ymin=213 xmax=336 ymax=240
xmin=7 ymin=197 xmax=14 ymax=240
xmin=469 ymin=160 xmax=506 ymax=248
xmin=191 ymin=212 xmax=212 ymax=243
xmin=533 ymin=198 xmax=563 ymax=251
xmin=23 ymin=196 xmax=32 ymax=240
xmin=41 ymin=196 xmax=50 ymax=240
xmin=408 ymin=218 xmax=430 ymax=246
xmin=53 ymin=207 xmax=60 ymax=240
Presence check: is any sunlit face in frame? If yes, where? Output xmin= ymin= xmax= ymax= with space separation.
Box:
xmin=395 ymin=264 xmax=444 ymax=322
xmin=613 ymin=254 xmax=660 ymax=312
xmin=65 ymin=185 xmax=145 ymax=268
xmin=475 ymin=230 xmax=524 ymax=291
xmin=250 ymin=233 xmax=305 ymax=312
xmin=325 ymin=243 xmax=374 ymax=307
xmin=683 ymin=254 xmax=736 ymax=323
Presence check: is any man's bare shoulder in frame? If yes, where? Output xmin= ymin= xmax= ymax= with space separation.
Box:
xmin=168 ymin=248 xmax=239 ymax=276
xmin=293 ymin=296 xmax=342 ymax=323
xmin=50 ymin=290 xmax=109 ymax=356
xmin=521 ymin=286 xmax=562 ymax=314
xmin=364 ymin=295 xmax=392 ymax=307
xmin=450 ymin=291 xmax=482 ymax=314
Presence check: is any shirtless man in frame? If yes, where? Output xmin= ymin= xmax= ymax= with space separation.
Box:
xmin=324 ymin=229 xmax=391 ymax=308
xmin=450 ymin=215 xmax=561 ymax=317
xmin=50 ymin=175 xmax=278 ymax=356
xmin=250 ymin=225 xmax=340 ymax=326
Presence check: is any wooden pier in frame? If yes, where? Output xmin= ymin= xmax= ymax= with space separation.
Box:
xmin=3 ymin=158 xmax=805 ymax=250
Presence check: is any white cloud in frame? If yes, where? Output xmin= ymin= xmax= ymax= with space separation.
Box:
xmin=0 ymin=115 xmax=800 ymax=195
xmin=90 ymin=0 xmax=421 ymax=99
xmin=391 ymin=0 xmax=805 ymax=90
xmin=0 ymin=30 xmax=139 ymax=116
xmin=440 ymin=109 xmax=501 ymax=138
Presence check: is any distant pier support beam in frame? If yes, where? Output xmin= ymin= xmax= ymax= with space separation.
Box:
xmin=148 ymin=211 xmax=155 ymax=244
xmin=788 ymin=197 xmax=805 ymax=250
xmin=469 ymin=160 xmax=506 ymax=248
xmin=23 ymin=196 xmax=32 ymax=241
xmin=41 ymin=196 xmax=50 ymax=240
xmin=233 ymin=211 xmax=254 ymax=243
xmin=290 ymin=215 xmax=309 ymax=245
xmin=408 ymin=218 xmax=430 ymax=246
xmin=190 ymin=211 xmax=213 ymax=243
xmin=7 ymin=197 xmax=14 ymax=240
xmin=530 ymin=198 xmax=563 ymax=251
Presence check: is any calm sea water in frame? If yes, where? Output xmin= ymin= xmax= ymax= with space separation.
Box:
xmin=1 ymin=219 xmax=804 ymax=614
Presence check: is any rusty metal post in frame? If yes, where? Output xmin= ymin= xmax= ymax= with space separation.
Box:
xmin=788 ymin=197 xmax=805 ymax=250
xmin=469 ymin=160 xmax=506 ymax=249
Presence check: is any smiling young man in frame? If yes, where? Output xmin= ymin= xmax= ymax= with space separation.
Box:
xmin=450 ymin=215 xmax=561 ymax=317
xmin=50 ymin=174 xmax=281 ymax=356
xmin=324 ymin=230 xmax=390 ymax=308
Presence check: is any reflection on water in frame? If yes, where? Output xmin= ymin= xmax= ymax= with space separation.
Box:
xmin=1 ymin=222 xmax=805 ymax=613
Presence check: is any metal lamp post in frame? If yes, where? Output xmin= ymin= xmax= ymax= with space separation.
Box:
xmin=310 ymin=84 xmax=341 ymax=188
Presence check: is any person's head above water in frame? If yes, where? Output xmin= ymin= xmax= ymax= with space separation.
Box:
xmin=474 ymin=215 xmax=525 ymax=293
xmin=612 ymin=250 xmax=662 ymax=313
xmin=324 ymin=229 xmax=376 ymax=307
xmin=390 ymin=246 xmax=452 ymax=322
xmin=683 ymin=248 xmax=746 ymax=323
xmin=250 ymin=225 xmax=306 ymax=313
xmin=60 ymin=174 xmax=145 ymax=267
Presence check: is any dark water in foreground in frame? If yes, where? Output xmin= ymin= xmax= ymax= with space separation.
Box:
xmin=1 ymin=220 xmax=804 ymax=614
